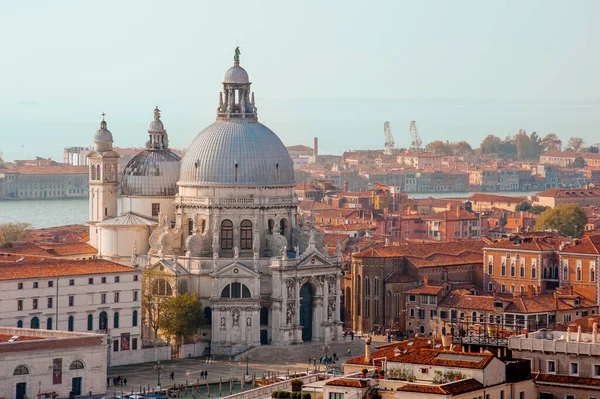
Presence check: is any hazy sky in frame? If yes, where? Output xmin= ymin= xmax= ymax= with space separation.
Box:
xmin=1 ymin=0 xmax=599 ymax=161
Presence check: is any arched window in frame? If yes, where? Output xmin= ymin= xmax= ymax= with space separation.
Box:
xmin=13 ymin=365 xmax=29 ymax=375
xmin=69 ymin=360 xmax=85 ymax=370
xmin=68 ymin=315 xmax=74 ymax=331
xmin=240 ymin=219 xmax=252 ymax=250
xmin=31 ymin=317 xmax=39 ymax=329
xmin=419 ymin=325 xmax=425 ymax=334
xmin=373 ymin=277 xmax=380 ymax=318
xmin=199 ymin=219 xmax=206 ymax=234
xmin=204 ymin=307 xmax=212 ymax=326
xmin=87 ymin=314 xmax=93 ymax=331
xmin=577 ymin=266 xmax=582 ymax=281
xmin=275 ymin=163 xmax=280 ymax=182
xmin=132 ymin=310 xmax=138 ymax=327
xmin=96 ymin=165 xmax=100 ymax=181
xmin=234 ymin=163 xmax=238 ymax=182
xmin=99 ymin=311 xmax=108 ymax=331
xmin=489 ymin=315 xmax=494 ymax=324
xmin=46 ymin=317 xmax=53 ymax=330
xmin=152 ymin=278 xmax=173 ymax=296
xmin=91 ymin=165 xmax=96 ymax=180
xmin=592 ymin=266 xmax=596 ymax=282
xmin=488 ymin=282 xmax=493 ymax=292
xmin=280 ymin=218 xmax=288 ymax=237
xmin=563 ymin=266 xmax=569 ymax=281
xmin=471 ymin=311 xmax=477 ymax=322
xmin=220 ymin=220 xmax=233 ymax=250
xmin=260 ymin=307 xmax=269 ymax=326
xmin=520 ymin=285 xmax=525 ymax=294
xmin=17 ymin=320 xmax=23 ymax=328
xmin=113 ymin=312 xmax=119 ymax=329
xmin=450 ymin=309 xmax=457 ymax=320
xmin=188 ymin=219 xmax=194 ymax=236
xmin=220 ymin=283 xmax=251 ymax=298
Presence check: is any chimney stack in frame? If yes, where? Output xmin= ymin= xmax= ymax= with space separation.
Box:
xmin=593 ymin=322 xmax=598 ymax=343
xmin=577 ymin=325 xmax=582 ymax=342
xmin=423 ymin=275 xmax=429 ymax=286
xmin=364 ymin=336 xmax=372 ymax=363
xmin=313 ymin=137 xmax=318 ymax=157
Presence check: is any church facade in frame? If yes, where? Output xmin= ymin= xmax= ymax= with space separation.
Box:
xmin=87 ymin=50 xmax=343 ymax=355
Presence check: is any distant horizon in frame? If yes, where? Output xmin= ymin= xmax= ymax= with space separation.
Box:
xmin=1 ymin=1 xmax=599 ymax=162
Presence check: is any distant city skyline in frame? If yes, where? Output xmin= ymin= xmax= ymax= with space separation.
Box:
xmin=1 ymin=0 xmax=599 ymax=161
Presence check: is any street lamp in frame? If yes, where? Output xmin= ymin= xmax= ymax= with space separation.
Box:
xmin=241 ymin=354 xmax=251 ymax=376
xmin=154 ymin=360 xmax=164 ymax=388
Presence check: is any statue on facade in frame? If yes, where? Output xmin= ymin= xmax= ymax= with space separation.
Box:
xmin=234 ymin=246 xmax=240 ymax=260
xmin=232 ymin=310 xmax=240 ymax=327
xmin=281 ymin=246 xmax=288 ymax=260
xmin=286 ymin=279 xmax=295 ymax=299
xmin=234 ymin=46 xmax=241 ymax=63
xmin=286 ymin=303 xmax=295 ymax=325
xmin=246 ymin=317 xmax=252 ymax=327
xmin=220 ymin=317 xmax=226 ymax=328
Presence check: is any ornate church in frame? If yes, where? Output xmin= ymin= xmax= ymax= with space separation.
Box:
xmin=86 ymin=49 xmax=343 ymax=355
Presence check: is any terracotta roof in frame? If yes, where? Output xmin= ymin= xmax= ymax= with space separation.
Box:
xmin=346 ymin=338 xmax=437 ymax=366
xmin=554 ymin=314 xmax=600 ymax=333
xmin=469 ymin=193 xmax=526 ymax=203
xmin=6 ymin=165 xmax=88 ymax=175
xmin=286 ymin=145 xmax=313 ymax=152
xmin=484 ymin=236 xmax=560 ymax=252
xmin=405 ymin=285 xmax=444 ymax=295
xmin=559 ymin=234 xmax=600 ymax=255
xmin=353 ymin=241 xmax=485 ymax=259
xmin=325 ymin=379 xmax=368 ymax=388
xmin=405 ymin=251 xmax=483 ymax=268
xmin=324 ymin=234 xmax=350 ymax=247
xmin=38 ymin=243 xmax=97 ymax=256
xmin=314 ymin=209 xmax=359 ymax=219
xmin=534 ymin=373 xmax=600 ymax=388
xmin=298 ymin=200 xmax=337 ymax=212
xmin=439 ymin=292 xmax=503 ymax=312
xmin=326 ymin=223 xmax=376 ymax=232
xmin=387 ymin=349 xmax=494 ymax=369
xmin=397 ymin=378 xmax=484 ymax=395
xmin=536 ymin=188 xmax=600 ymax=198
xmin=0 ymin=334 xmax=41 ymax=343
xmin=0 ymin=259 xmax=138 ymax=281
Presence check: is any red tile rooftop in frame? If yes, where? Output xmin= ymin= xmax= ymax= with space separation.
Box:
xmin=0 ymin=259 xmax=138 ymax=281
xmin=325 ymin=379 xmax=368 ymax=388
xmin=353 ymin=241 xmax=485 ymax=259
xmin=397 ymin=378 xmax=484 ymax=395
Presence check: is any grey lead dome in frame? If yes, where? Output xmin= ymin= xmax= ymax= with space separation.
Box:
xmin=179 ymin=120 xmax=294 ymax=186
xmin=223 ymin=62 xmax=250 ymax=84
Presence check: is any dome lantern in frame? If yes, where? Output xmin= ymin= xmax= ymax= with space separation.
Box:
xmin=217 ymin=47 xmax=257 ymax=122
xmin=93 ymin=112 xmax=114 ymax=152
xmin=146 ymin=106 xmax=169 ymax=150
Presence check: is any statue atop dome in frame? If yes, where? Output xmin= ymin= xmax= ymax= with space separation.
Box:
xmin=234 ymin=46 xmax=241 ymax=63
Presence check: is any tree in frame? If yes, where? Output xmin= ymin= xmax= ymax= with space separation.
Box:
xmin=587 ymin=146 xmax=599 ymax=154
xmin=426 ymin=140 xmax=453 ymax=155
xmin=534 ymin=204 xmax=587 ymax=238
xmin=159 ymin=292 xmax=204 ymax=346
xmin=566 ymin=137 xmax=585 ymax=152
xmin=515 ymin=201 xmax=532 ymax=212
xmin=454 ymin=141 xmax=473 ymax=156
xmin=540 ymin=133 xmax=562 ymax=152
xmin=529 ymin=205 xmax=550 ymax=215
xmin=142 ymin=268 xmax=170 ymax=342
xmin=480 ymin=135 xmax=502 ymax=154
xmin=572 ymin=156 xmax=586 ymax=168
xmin=0 ymin=223 xmax=31 ymax=248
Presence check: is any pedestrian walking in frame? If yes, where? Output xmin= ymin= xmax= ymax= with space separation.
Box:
xmin=124 ymin=377 xmax=127 ymax=387
xmin=205 ymin=370 xmax=208 ymax=380
xmin=201 ymin=370 xmax=205 ymax=379
xmin=308 ymin=358 xmax=311 ymax=366
xmin=347 ymin=348 xmax=351 ymax=356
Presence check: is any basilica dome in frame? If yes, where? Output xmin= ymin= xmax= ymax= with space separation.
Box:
xmin=179 ymin=56 xmax=294 ymax=187
xmin=121 ymin=107 xmax=181 ymax=196
xmin=179 ymin=120 xmax=294 ymax=186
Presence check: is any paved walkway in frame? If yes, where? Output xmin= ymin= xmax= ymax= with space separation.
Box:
xmin=106 ymin=338 xmax=370 ymax=395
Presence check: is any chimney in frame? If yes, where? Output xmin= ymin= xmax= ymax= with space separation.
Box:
xmin=593 ymin=322 xmax=598 ymax=343
xmin=313 ymin=137 xmax=318 ymax=157
xmin=554 ymin=291 xmax=559 ymax=310
xmin=577 ymin=325 xmax=582 ymax=342
xmin=364 ymin=336 xmax=372 ymax=363
xmin=344 ymin=181 xmax=349 ymax=191
xmin=527 ymin=285 xmax=533 ymax=299
xmin=423 ymin=275 xmax=429 ymax=286
xmin=456 ymin=206 xmax=461 ymax=217
xmin=566 ymin=325 xmax=570 ymax=342
xmin=446 ymin=203 xmax=452 ymax=211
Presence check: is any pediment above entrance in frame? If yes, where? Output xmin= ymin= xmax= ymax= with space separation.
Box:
xmin=212 ymin=261 xmax=259 ymax=279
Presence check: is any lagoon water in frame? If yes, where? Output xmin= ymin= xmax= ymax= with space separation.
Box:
xmin=0 ymin=191 xmax=538 ymax=229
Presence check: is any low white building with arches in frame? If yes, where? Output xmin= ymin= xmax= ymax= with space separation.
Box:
xmin=0 ymin=327 xmax=107 ymax=398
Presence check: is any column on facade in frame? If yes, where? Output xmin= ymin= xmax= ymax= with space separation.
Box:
xmin=335 ymin=275 xmax=341 ymax=322
xmin=295 ymin=278 xmax=301 ymax=326
xmin=323 ymin=276 xmax=329 ymax=322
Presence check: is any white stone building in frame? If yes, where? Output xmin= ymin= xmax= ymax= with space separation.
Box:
xmin=0 ymin=327 xmax=107 ymax=399
xmin=0 ymin=259 xmax=142 ymax=366
xmin=87 ymin=49 xmax=344 ymax=355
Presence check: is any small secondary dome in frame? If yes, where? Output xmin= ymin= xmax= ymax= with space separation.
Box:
xmin=121 ymin=107 xmax=181 ymax=196
xmin=223 ymin=46 xmax=249 ymax=84
xmin=94 ymin=113 xmax=113 ymax=143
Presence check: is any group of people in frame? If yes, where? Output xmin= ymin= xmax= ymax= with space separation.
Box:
xmin=200 ymin=369 xmax=209 ymax=379
xmin=343 ymin=330 xmax=355 ymax=340
xmin=107 ymin=375 xmax=127 ymax=387
xmin=309 ymin=353 xmax=339 ymax=367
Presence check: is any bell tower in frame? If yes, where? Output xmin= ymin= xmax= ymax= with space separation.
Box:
xmin=87 ymin=113 xmax=119 ymax=245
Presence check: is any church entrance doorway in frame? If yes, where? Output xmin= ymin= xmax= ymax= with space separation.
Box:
xmin=300 ymin=283 xmax=314 ymax=342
